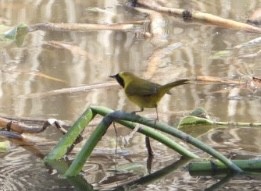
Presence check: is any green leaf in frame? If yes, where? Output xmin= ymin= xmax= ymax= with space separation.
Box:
xmin=178 ymin=108 xmax=214 ymax=137
xmin=178 ymin=108 xmax=214 ymax=127
xmin=4 ymin=23 xmax=29 ymax=46
xmin=179 ymin=116 xmax=214 ymax=126
xmin=0 ymin=141 xmax=11 ymax=152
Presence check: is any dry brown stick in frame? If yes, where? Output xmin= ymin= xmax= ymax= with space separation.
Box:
xmin=135 ymin=0 xmax=261 ymax=33
xmin=20 ymin=81 xmax=117 ymax=99
xmin=195 ymin=76 xmax=243 ymax=84
xmin=29 ymin=22 xmax=136 ymax=32
xmin=0 ymin=117 xmax=69 ymax=134
xmin=0 ymin=117 xmax=44 ymax=134
xmin=0 ymin=116 xmax=83 ymax=146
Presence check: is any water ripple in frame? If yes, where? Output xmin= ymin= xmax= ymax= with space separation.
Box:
xmin=0 ymin=147 xmax=72 ymax=191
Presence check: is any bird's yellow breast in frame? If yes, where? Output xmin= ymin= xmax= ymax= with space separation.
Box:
xmin=126 ymin=94 xmax=158 ymax=108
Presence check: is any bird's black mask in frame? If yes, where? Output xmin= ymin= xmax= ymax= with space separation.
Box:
xmin=110 ymin=74 xmax=125 ymax=88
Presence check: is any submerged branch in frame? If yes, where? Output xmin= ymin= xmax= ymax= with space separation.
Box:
xmin=0 ymin=130 xmax=45 ymax=158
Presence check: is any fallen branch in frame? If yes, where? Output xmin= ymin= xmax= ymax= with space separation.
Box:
xmin=195 ymin=76 xmax=243 ymax=85
xmin=19 ymin=81 xmax=117 ymax=99
xmin=134 ymin=0 xmax=261 ymax=33
xmin=29 ymin=22 xmax=136 ymax=32
xmin=0 ymin=117 xmax=47 ymax=134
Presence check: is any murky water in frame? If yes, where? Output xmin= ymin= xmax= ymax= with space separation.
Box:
xmin=0 ymin=0 xmax=260 ymax=190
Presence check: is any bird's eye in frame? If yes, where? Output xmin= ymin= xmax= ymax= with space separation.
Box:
xmin=116 ymin=74 xmax=125 ymax=88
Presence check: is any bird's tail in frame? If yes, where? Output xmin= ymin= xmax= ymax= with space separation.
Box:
xmin=161 ymin=79 xmax=190 ymax=94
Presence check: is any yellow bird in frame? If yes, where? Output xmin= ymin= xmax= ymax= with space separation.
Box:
xmin=110 ymin=72 xmax=189 ymax=117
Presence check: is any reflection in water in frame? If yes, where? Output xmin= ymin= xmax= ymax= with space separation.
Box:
xmin=0 ymin=0 xmax=261 ymax=190
xmin=0 ymin=147 xmax=72 ymax=191
xmin=202 ymin=127 xmax=261 ymax=153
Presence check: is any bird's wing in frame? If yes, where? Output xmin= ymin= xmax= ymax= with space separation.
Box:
xmin=125 ymin=81 xmax=160 ymax=96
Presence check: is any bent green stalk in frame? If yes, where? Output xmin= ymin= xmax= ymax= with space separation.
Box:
xmin=91 ymin=107 xmax=242 ymax=173
xmin=65 ymin=107 xmax=198 ymax=176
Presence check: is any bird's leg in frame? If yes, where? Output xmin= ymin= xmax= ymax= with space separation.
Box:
xmin=155 ymin=106 xmax=159 ymax=121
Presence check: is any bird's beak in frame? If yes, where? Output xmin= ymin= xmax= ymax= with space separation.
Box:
xmin=109 ymin=74 xmax=116 ymax=79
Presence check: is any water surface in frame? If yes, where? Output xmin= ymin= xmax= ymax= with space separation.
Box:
xmin=0 ymin=0 xmax=260 ymax=190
